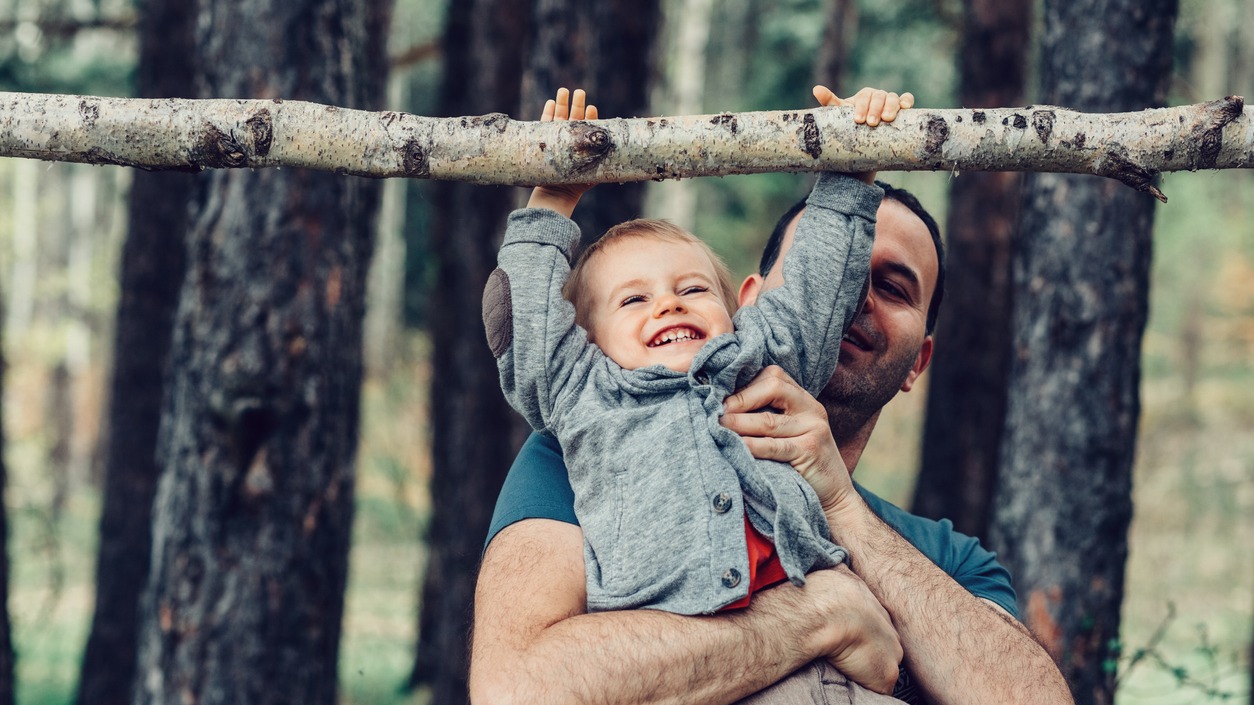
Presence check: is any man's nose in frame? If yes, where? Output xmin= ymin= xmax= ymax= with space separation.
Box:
xmin=859 ymin=287 xmax=877 ymax=314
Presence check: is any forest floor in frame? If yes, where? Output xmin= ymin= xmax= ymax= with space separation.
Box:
xmin=4 ymin=173 xmax=1252 ymax=705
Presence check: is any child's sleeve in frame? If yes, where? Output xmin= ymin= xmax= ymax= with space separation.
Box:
xmin=737 ymin=173 xmax=881 ymax=396
xmin=482 ymin=208 xmax=597 ymax=432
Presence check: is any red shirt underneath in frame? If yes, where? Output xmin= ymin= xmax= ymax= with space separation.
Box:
xmin=720 ymin=515 xmax=789 ymax=611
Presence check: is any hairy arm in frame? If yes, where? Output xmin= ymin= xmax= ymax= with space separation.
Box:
xmin=470 ymin=518 xmax=901 ymax=705
xmin=723 ymin=368 xmax=1074 ymax=705
xmin=828 ymin=503 xmax=1072 ymax=704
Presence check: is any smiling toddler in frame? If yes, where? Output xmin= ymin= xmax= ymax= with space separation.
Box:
xmin=482 ymin=88 xmax=893 ymax=615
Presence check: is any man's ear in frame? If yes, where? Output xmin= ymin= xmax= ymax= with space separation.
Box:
xmin=899 ymin=335 xmax=934 ymax=393
xmin=739 ymin=273 xmax=764 ymax=308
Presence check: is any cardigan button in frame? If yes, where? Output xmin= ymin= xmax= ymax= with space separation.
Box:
xmin=721 ymin=568 xmax=742 ymax=589
xmin=712 ymin=492 xmax=733 ymax=513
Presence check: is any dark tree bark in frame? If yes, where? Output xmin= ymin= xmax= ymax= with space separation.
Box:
xmin=407 ymin=2 xmax=533 ymax=703
xmin=408 ymin=5 xmax=659 ymax=699
xmin=912 ymin=0 xmax=1029 ymax=539
xmin=77 ymin=1 xmax=194 ymax=702
xmin=988 ymin=2 xmax=1177 ymax=704
xmin=521 ymin=0 xmax=661 ymax=242
xmin=814 ymin=0 xmax=857 ymax=96
xmin=0 ymin=348 xmax=14 ymax=705
xmin=131 ymin=0 xmax=388 ymax=703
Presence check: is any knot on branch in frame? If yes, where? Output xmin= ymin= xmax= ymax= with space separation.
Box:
xmin=923 ymin=116 xmax=949 ymax=155
xmin=799 ymin=113 xmax=822 ymax=159
xmin=1190 ymin=96 xmax=1244 ymax=169
xmin=246 ymin=110 xmax=273 ymax=157
xmin=1032 ymin=110 xmax=1055 ymax=144
xmin=566 ymin=122 xmax=614 ymax=175
xmin=195 ymin=123 xmax=249 ymax=169
xmin=78 ymin=99 xmax=100 ymax=128
xmin=399 ymin=139 xmax=429 ymax=178
xmin=1099 ymin=148 xmax=1166 ymax=203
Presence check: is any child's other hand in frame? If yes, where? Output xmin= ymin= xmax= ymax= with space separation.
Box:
xmin=811 ymin=86 xmax=913 ymax=183
xmin=527 ymin=87 xmax=600 ymax=217
xmin=812 ymin=85 xmax=914 ymax=127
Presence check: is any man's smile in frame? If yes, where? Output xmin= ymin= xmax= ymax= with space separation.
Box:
xmin=841 ymin=326 xmax=873 ymax=352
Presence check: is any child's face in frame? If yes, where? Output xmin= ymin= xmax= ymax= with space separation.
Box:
xmin=582 ymin=235 xmax=734 ymax=373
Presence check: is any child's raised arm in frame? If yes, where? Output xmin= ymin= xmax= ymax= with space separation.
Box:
xmin=525 ymin=87 xmax=600 ymax=218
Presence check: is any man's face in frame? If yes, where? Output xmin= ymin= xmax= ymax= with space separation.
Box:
xmin=747 ymin=200 xmax=936 ymax=437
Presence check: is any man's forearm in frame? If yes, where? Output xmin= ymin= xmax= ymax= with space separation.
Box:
xmin=470 ymin=519 xmax=895 ymax=705
xmin=828 ymin=501 xmax=1074 ymax=705
xmin=477 ymin=590 xmax=812 ymax=705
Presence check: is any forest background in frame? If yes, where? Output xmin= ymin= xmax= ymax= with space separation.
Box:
xmin=0 ymin=0 xmax=1251 ymax=704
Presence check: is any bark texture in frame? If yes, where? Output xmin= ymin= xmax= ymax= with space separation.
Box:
xmin=131 ymin=1 xmax=388 ymax=704
xmin=3 ymin=93 xmax=1249 ymax=192
xmin=988 ymin=1 xmax=1178 ymax=704
xmin=913 ymin=0 xmax=1029 ymax=539
xmin=408 ymin=1 xmax=531 ymax=702
xmin=521 ymin=0 xmax=660 ymax=242
xmin=77 ymin=1 xmax=195 ymax=702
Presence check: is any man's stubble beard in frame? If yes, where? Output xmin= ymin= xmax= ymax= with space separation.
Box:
xmin=819 ymin=326 xmax=921 ymax=447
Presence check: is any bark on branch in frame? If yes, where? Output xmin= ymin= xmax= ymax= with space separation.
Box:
xmin=2 ymin=91 xmax=1250 ymax=200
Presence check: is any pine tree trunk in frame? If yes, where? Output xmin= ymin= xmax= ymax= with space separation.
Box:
xmin=408 ymin=2 xmax=532 ymax=702
xmin=988 ymin=2 xmax=1178 ymax=704
xmin=814 ymin=0 xmax=857 ymax=95
xmin=131 ymin=0 xmax=388 ymax=703
xmin=521 ymin=0 xmax=660 ymax=240
xmin=78 ymin=1 xmax=195 ymax=701
xmin=913 ymin=0 xmax=1029 ymax=539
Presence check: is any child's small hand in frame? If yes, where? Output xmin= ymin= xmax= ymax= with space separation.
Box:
xmin=811 ymin=86 xmax=913 ymax=183
xmin=812 ymin=85 xmax=914 ymax=126
xmin=527 ymin=87 xmax=600 ymax=218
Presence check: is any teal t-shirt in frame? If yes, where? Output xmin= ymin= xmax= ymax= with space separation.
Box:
xmin=486 ymin=432 xmax=1019 ymax=619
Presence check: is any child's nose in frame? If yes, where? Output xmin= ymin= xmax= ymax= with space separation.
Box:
xmin=654 ymin=294 xmax=685 ymax=316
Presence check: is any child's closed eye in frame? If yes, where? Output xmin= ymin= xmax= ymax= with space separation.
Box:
xmin=680 ymin=286 xmax=708 ymax=295
xmin=619 ymin=294 xmax=647 ymax=307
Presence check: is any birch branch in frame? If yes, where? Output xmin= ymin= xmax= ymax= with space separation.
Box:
xmin=2 ymin=91 xmax=1250 ymax=201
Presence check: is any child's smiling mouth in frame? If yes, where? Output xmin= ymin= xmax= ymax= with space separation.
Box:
xmin=647 ymin=326 xmax=705 ymax=347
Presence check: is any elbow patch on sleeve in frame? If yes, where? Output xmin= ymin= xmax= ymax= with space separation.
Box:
xmin=482 ymin=268 xmax=514 ymax=358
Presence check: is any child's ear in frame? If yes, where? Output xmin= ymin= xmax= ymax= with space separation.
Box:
xmin=738 ymin=274 xmax=764 ymax=308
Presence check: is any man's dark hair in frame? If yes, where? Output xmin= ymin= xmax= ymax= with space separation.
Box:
xmin=758 ymin=180 xmax=946 ymax=334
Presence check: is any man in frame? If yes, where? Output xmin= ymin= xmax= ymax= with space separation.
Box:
xmin=470 ymin=91 xmax=1072 ymax=705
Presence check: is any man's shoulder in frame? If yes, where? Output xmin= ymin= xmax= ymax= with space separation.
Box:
xmin=855 ymin=483 xmax=1019 ymax=618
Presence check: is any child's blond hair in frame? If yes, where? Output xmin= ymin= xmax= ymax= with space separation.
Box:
xmin=563 ymin=219 xmax=739 ymax=329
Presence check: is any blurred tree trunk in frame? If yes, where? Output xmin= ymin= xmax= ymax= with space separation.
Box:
xmin=646 ymin=0 xmax=709 ymax=231
xmin=0 ymin=348 xmax=13 ymax=705
xmin=131 ymin=0 xmax=389 ymax=703
xmin=77 ymin=1 xmax=194 ymax=702
xmin=407 ymin=2 xmax=532 ymax=702
xmin=409 ymin=3 xmax=659 ymax=698
xmin=814 ymin=0 xmax=856 ymax=95
xmin=912 ymin=0 xmax=1029 ymax=539
xmin=988 ymin=2 xmax=1177 ymax=704
xmin=521 ymin=0 xmax=660 ymax=240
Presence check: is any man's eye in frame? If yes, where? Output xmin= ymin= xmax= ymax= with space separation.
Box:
xmin=877 ymin=281 xmax=905 ymax=300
